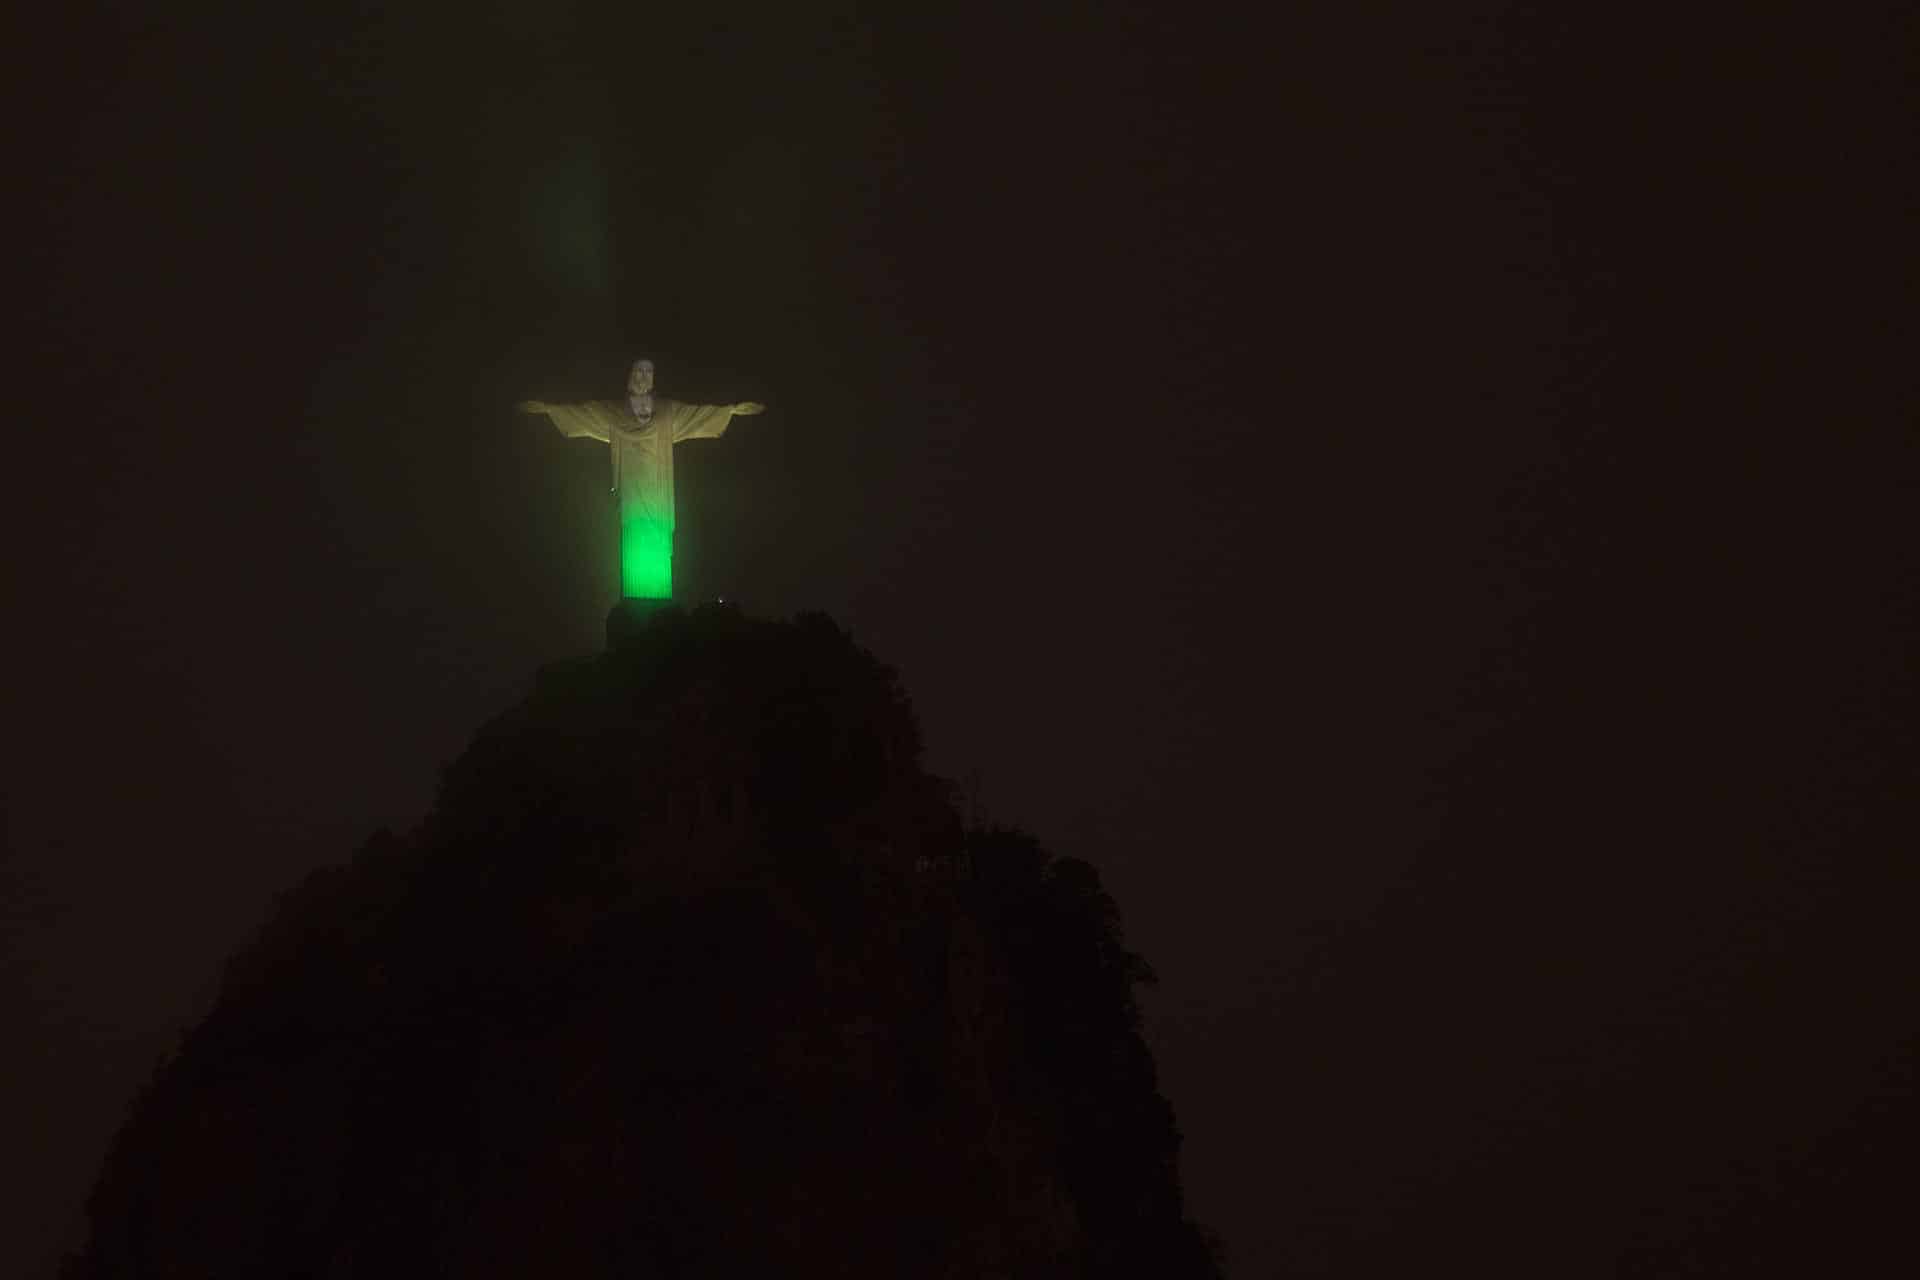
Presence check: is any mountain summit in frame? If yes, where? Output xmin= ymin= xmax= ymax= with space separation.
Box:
xmin=69 ymin=605 xmax=1222 ymax=1278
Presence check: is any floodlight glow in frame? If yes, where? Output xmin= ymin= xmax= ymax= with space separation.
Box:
xmin=621 ymin=519 xmax=674 ymax=599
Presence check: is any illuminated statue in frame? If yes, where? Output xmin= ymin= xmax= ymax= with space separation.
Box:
xmin=520 ymin=359 xmax=765 ymax=600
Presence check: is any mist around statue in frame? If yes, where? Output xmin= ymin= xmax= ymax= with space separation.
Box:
xmin=65 ymin=605 xmax=1225 ymax=1277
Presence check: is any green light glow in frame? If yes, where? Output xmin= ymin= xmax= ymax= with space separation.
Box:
xmin=524 ymin=137 xmax=613 ymax=299
xmin=621 ymin=517 xmax=673 ymax=599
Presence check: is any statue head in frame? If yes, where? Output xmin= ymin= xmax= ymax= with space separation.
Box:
xmin=627 ymin=358 xmax=656 ymax=424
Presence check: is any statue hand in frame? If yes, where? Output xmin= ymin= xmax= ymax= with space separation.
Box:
xmin=732 ymin=401 xmax=767 ymax=416
xmin=516 ymin=399 xmax=547 ymax=414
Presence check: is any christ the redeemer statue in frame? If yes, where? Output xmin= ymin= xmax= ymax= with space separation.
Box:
xmin=519 ymin=358 xmax=764 ymax=601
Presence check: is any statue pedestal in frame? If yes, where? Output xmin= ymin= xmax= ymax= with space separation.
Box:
xmin=606 ymin=597 xmax=677 ymax=649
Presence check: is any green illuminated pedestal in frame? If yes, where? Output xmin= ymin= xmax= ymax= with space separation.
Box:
xmin=620 ymin=517 xmax=675 ymax=601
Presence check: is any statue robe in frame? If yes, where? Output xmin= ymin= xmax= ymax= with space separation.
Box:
xmin=530 ymin=397 xmax=741 ymax=599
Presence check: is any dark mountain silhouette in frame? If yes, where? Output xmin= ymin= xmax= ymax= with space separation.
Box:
xmin=64 ymin=605 xmax=1223 ymax=1279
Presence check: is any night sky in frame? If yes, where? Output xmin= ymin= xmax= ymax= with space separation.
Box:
xmin=8 ymin=4 xmax=1918 ymax=1276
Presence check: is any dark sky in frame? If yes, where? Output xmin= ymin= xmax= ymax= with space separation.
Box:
xmin=7 ymin=4 xmax=1917 ymax=1276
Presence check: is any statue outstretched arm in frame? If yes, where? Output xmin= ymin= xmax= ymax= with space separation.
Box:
xmin=517 ymin=399 xmax=625 ymax=443
xmin=668 ymin=399 xmax=767 ymax=443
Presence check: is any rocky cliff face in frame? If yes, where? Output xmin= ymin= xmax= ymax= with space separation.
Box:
xmin=69 ymin=606 xmax=1220 ymax=1278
